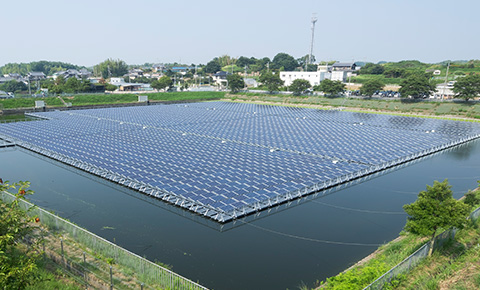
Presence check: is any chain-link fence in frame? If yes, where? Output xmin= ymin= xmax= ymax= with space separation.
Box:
xmin=1 ymin=190 xmax=208 ymax=290
xmin=364 ymin=205 xmax=480 ymax=290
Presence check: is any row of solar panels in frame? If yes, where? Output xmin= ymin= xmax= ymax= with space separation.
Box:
xmin=1 ymin=102 xmax=478 ymax=221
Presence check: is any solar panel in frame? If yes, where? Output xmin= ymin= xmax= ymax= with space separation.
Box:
xmin=1 ymin=102 xmax=479 ymax=222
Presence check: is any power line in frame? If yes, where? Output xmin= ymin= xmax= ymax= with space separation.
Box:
xmin=311 ymin=200 xmax=406 ymax=215
xmin=240 ymin=220 xmax=382 ymax=247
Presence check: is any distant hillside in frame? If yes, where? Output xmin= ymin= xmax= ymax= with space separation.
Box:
xmin=0 ymin=61 xmax=85 ymax=76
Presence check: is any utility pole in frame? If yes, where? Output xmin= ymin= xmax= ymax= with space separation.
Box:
xmin=244 ymin=65 xmax=248 ymax=89
xmin=442 ymin=61 xmax=450 ymax=100
xmin=309 ymin=14 xmax=318 ymax=65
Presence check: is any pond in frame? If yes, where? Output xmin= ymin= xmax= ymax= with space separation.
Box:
xmin=1 ymin=139 xmax=479 ymax=290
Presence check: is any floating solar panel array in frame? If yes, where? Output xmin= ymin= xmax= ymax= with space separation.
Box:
xmin=1 ymin=102 xmax=480 ymax=222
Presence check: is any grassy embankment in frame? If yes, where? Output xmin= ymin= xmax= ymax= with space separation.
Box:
xmin=0 ymin=91 xmax=225 ymax=110
xmin=312 ymin=188 xmax=480 ymax=290
xmin=227 ymin=93 xmax=480 ymax=121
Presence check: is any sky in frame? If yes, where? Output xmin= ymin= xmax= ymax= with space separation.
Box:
xmin=1 ymin=0 xmax=479 ymax=67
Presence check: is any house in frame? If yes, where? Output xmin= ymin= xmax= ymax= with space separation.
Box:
xmin=332 ymin=62 xmax=356 ymax=71
xmin=152 ymin=64 xmax=165 ymax=72
xmin=52 ymin=69 xmax=91 ymax=80
xmin=433 ymin=81 xmax=456 ymax=99
xmin=212 ymin=71 xmax=230 ymax=87
xmin=27 ymin=72 xmax=46 ymax=81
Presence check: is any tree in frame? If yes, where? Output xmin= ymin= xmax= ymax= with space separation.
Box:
xmin=203 ymin=59 xmax=221 ymax=74
xmin=399 ymin=74 xmax=435 ymax=98
xmin=151 ymin=75 xmax=173 ymax=91
xmin=63 ymin=77 xmax=81 ymax=93
xmin=226 ymin=74 xmax=245 ymax=93
xmin=360 ymin=79 xmax=385 ymax=96
xmin=315 ymin=79 xmax=346 ymax=96
xmin=271 ymin=53 xmax=298 ymax=71
xmin=359 ymin=63 xmax=384 ymax=75
xmin=104 ymin=84 xmax=117 ymax=92
xmin=93 ymin=59 xmax=128 ymax=78
xmin=259 ymin=71 xmax=284 ymax=92
xmin=403 ymin=179 xmax=470 ymax=256
xmin=453 ymin=73 xmax=480 ymax=101
xmin=0 ymin=80 xmax=28 ymax=93
xmin=289 ymin=79 xmax=311 ymax=95
xmin=0 ymin=180 xmax=41 ymax=288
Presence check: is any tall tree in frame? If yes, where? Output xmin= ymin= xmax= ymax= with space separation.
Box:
xmin=226 ymin=74 xmax=245 ymax=93
xmin=289 ymin=79 xmax=311 ymax=95
xmin=403 ymin=179 xmax=470 ymax=256
xmin=259 ymin=71 xmax=284 ymax=92
xmin=453 ymin=73 xmax=480 ymax=101
xmin=151 ymin=75 xmax=173 ymax=91
xmin=93 ymin=59 xmax=128 ymax=78
xmin=203 ymin=59 xmax=222 ymax=74
xmin=399 ymin=74 xmax=435 ymax=98
xmin=315 ymin=79 xmax=346 ymax=96
xmin=271 ymin=53 xmax=298 ymax=71
xmin=360 ymin=79 xmax=385 ymax=96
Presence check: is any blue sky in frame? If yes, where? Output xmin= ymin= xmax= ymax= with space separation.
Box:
xmin=2 ymin=0 xmax=478 ymax=67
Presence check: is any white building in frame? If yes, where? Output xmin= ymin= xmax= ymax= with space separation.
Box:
xmin=280 ymin=65 xmax=330 ymax=86
xmin=433 ymin=81 xmax=456 ymax=99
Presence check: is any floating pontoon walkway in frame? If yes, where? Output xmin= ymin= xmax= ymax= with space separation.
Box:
xmin=1 ymin=102 xmax=479 ymax=222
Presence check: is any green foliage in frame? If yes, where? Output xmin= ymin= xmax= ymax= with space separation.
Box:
xmin=151 ymin=75 xmax=173 ymax=91
xmin=0 ymin=80 xmax=28 ymax=93
xmin=360 ymin=79 xmax=385 ymax=96
xmin=0 ymin=61 xmax=82 ymax=76
xmin=271 ymin=53 xmax=298 ymax=71
xmin=399 ymin=73 xmax=435 ymax=98
xmin=203 ymin=59 xmax=222 ymax=74
xmin=226 ymin=74 xmax=245 ymax=93
xmin=93 ymin=59 xmax=128 ymax=78
xmin=0 ymin=180 xmax=41 ymax=289
xmin=403 ymin=179 xmax=470 ymax=255
xmin=463 ymin=189 xmax=480 ymax=208
xmin=359 ymin=63 xmax=385 ymax=75
xmin=315 ymin=79 xmax=346 ymax=96
xmin=259 ymin=71 xmax=284 ymax=92
xmin=321 ymin=260 xmax=389 ymax=289
xmin=104 ymin=84 xmax=117 ymax=92
xmin=289 ymin=79 xmax=311 ymax=95
xmin=453 ymin=73 xmax=480 ymax=101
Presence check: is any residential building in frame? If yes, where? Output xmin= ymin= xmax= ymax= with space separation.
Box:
xmin=27 ymin=72 xmax=46 ymax=81
xmin=434 ymin=81 xmax=456 ymax=99
xmin=52 ymin=69 xmax=91 ymax=80
xmin=212 ymin=71 xmax=230 ymax=87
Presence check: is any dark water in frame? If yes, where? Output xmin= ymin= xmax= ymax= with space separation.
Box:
xmin=1 ymin=140 xmax=480 ymax=290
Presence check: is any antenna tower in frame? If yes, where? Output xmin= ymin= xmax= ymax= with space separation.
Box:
xmin=309 ymin=14 xmax=318 ymax=65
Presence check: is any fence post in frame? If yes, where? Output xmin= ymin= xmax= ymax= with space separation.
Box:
xmin=83 ymin=251 xmax=86 ymax=264
xmin=61 ymin=238 xmax=65 ymax=265
xmin=110 ymin=265 xmax=113 ymax=290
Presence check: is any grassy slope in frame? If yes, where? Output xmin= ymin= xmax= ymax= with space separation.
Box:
xmin=227 ymin=93 xmax=480 ymax=120
xmin=395 ymin=221 xmax=480 ymax=290
xmin=0 ymin=91 xmax=225 ymax=109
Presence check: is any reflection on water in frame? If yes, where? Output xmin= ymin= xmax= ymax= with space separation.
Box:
xmin=0 ymin=139 xmax=479 ymax=290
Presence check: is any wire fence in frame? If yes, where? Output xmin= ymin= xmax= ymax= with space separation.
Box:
xmin=364 ymin=205 xmax=480 ymax=290
xmin=0 ymin=190 xmax=208 ymax=290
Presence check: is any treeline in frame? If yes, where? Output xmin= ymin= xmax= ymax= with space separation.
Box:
xmin=358 ymin=60 xmax=480 ymax=79
xmin=0 ymin=61 xmax=84 ymax=76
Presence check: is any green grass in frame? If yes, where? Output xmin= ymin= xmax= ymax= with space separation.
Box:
xmin=24 ymin=259 xmax=83 ymax=290
xmin=226 ymin=93 xmax=480 ymax=122
xmin=350 ymin=74 xmax=403 ymax=85
xmin=0 ymin=91 xmax=225 ymax=109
